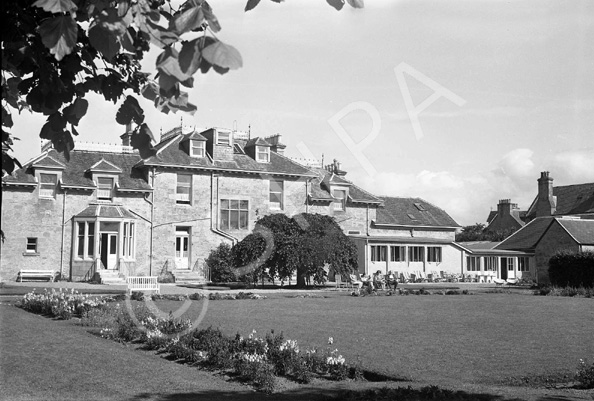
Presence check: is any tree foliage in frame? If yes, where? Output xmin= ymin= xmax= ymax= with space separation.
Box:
xmin=1 ymin=0 xmax=364 ymax=175
xmin=206 ymin=242 xmax=235 ymax=283
xmin=455 ymin=223 xmax=517 ymax=242
xmin=231 ymin=213 xmax=358 ymax=287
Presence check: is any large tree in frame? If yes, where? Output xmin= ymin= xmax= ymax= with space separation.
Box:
xmin=1 ymin=0 xmax=364 ymax=174
xmin=233 ymin=213 xmax=358 ymax=288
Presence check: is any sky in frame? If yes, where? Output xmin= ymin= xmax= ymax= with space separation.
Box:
xmin=10 ymin=0 xmax=594 ymax=226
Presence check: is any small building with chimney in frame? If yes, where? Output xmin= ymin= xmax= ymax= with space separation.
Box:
xmin=493 ymin=171 xmax=594 ymax=283
xmin=484 ymin=199 xmax=526 ymax=234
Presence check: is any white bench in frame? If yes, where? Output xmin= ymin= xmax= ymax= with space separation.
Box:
xmin=126 ymin=276 xmax=160 ymax=295
xmin=17 ymin=269 xmax=57 ymax=282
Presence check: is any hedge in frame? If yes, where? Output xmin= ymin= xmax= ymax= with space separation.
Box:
xmin=548 ymin=251 xmax=594 ymax=288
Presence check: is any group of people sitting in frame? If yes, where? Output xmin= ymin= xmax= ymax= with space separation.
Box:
xmin=351 ymin=270 xmax=398 ymax=292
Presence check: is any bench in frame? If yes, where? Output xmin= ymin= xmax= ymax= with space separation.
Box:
xmin=17 ymin=269 xmax=57 ymax=282
xmin=126 ymin=276 xmax=160 ymax=295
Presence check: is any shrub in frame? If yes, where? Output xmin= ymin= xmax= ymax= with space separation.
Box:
xmin=576 ymin=358 xmax=594 ymax=389
xmin=548 ymin=251 xmax=594 ymax=288
xmin=206 ymin=243 xmax=236 ymax=283
xmin=535 ymin=285 xmax=593 ymax=298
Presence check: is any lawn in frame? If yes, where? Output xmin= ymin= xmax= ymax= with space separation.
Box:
xmin=149 ymin=292 xmax=594 ymax=388
xmin=1 ymin=290 xmax=593 ymax=400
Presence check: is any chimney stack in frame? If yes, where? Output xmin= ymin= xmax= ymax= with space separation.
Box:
xmin=497 ymin=199 xmax=512 ymax=217
xmin=120 ymin=123 xmax=133 ymax=147
xmin=265 ymin=134 xmax=286 ymax=155
xmin=535 ymin=171 xmax=556 ymax=217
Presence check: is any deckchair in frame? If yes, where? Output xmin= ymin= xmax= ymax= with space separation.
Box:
xmin=416 ymin=271 xmax=429 ymax=282
xmin=401 ymin=272 xmax=412 ymax=283
xmin=348 ymin=274 xmax=363 ymax=290
xmin=505 ymin=278 xmax=519 ymax=285
xmin=492 ymin=278 xmax=506 ymax=286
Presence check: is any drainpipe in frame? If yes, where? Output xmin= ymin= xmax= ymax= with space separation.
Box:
xmin=143 ymin=168 xmax=156 ymax=276
xmin=366 ymin=205 xmax=369 ymax=236
xmin=60 ymin=188 xmax=67 ymax=280
xmin=210 ymin=172 xmax=237 ymax=243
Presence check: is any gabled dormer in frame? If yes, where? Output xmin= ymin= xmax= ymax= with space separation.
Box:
xmin=322 ymin=159 xmax=352 ymax=211
xmin=86 ymin=159 xmax=122 ymax=201
xmin=201 ymin=128 xmax=234 ymax=161
xmin=31 ymin=154 xmax=66 ymax=198
xmin=244 ymin=137 xmax=271 ymax=163
xmin=181 ymin=131 xmax=207 ymax=158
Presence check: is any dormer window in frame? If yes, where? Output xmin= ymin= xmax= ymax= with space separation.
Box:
xmin=256 ymin=146 xmax=270 ymax=163
xmin=191 ymin=140 xmax=205 ymax=157
xmin=333 ymin=189 xmax=346 ymax=211
xmin=97 ymin=177 xmax=114 ymax=201
xmin=217 ymin=131 xmax=231 ymax=146
xmin=39 ymin=173 xmax=58 ymax=198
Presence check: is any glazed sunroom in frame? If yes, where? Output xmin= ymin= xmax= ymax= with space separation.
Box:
xmin=71 ymin=204 xmax=138 ymax=280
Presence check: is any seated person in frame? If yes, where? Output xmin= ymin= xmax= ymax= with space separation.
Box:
xmin=360 ymin=273 xmax=374 ymax=290
xmin=386 ymin=270 xmax=398 ymax=290
xmin=372 ymin=270 xmax=386 ymax=290
xmin=349 ymin=273 xmax=363 ymax=290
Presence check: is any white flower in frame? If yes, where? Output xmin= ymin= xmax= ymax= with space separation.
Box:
xmin=328 ymin=337 xmax=333 ymax=345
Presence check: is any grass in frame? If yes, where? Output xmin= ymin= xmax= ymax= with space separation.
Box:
xmin=2 ymin=290 xmax=593 ymax=400
xmin=148 ymin=292 xmax=594 ymax=388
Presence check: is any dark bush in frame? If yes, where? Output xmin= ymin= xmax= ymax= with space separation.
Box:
xmin=548 ymin=251 xmax=594 ymax=288
xmin=206 ymin=243 xmax=236 ymax=283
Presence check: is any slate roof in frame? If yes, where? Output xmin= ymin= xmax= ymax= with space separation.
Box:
xmin=375 ymin=197 xmax=460 ymax=228
xmin=245 ymin=137 xmax=271 ymax=147
xmin=139 ymin=132 xmax=315 ymax=177
xmin=526 ymin=183 xmax=594 ymax=219
xmin=2 ymin=149 xmax=151 ymax=191
xmin=555 ymin=219 xmax=594 ymax=245
xmin=75 ymin=204 xmax=137 ymax=219
xmin=349 ymin=235 xmax=454 ymax=244
xmin=307 ymin=168 xmax=383 ymax=204
xmin=495 ymin=217 xmax=554 ymax=251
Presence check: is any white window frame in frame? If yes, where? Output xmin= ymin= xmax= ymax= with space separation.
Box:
xmin=220 ymin=199 xmax=249 ymax=230
xmin=75 ymin=221 xmax=96 ymax=260
xmin=39 ymin=173 xmax=58 ymax=198
xmin=176 ymin=173 xmax=192 ymax=204
xmin=427 ymin=247 xmax=442 ymax=263
xmin=25 ymin=237 xmax=38 ymax=254
xmin=390 ymin=246 xmax=406 ymax=262
xmin=467 ymin=256 xmax=481 ymax=271
xmin=97 ymin=177 xmax=115 ymax=201
xmin=409 ymin=246 xmax=424 ymax=262
xmin=122 ymin=221 xmax=135 ymax=259
xmin=256 ymin=146 xmax=270 ymax=163
xmin=190 ymin=140 xmax=205 ymax=157
xmin=484 ymin=256 xmax=498 ymax=271
xmin=269 ymin=180 xmax=284 ymax=210
xmin=518 ymin=257 xmax=529 ymax=272
xmin=217 ymin=131 xmax=231 ymax=146
xmin=371 ymin=245 xmax=387 ymax=262
xmin=333 ymin=189 xmax=346 ymax=211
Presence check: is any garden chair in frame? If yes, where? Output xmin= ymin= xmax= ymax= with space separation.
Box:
xmin=372 ymin=271 xmax=386 ymax=290
xmin=416 ymin=271 xmax=429 ymax=282
xmin=401 ymin=272 xmax=412 ymax=283
xmin=349 ymin=274 xmax=363 ymax=291
xmin=505 ymin=278 xmax=519 ymax=285
xmin=492 ymin=278 xmax=506 ymax=286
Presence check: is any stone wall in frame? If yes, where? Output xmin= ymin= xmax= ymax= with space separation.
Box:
xmin=534 ymin=221 xmax=579 ymax=284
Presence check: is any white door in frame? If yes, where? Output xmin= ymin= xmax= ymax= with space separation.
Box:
xmin=175 ymin=229 xmax=190 ymax=269
xmin=100 ymin=233 xmax=118 ymax=269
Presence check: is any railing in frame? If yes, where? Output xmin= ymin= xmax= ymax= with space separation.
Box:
xmin=82 ymin=260 xmax=100 ymax=282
